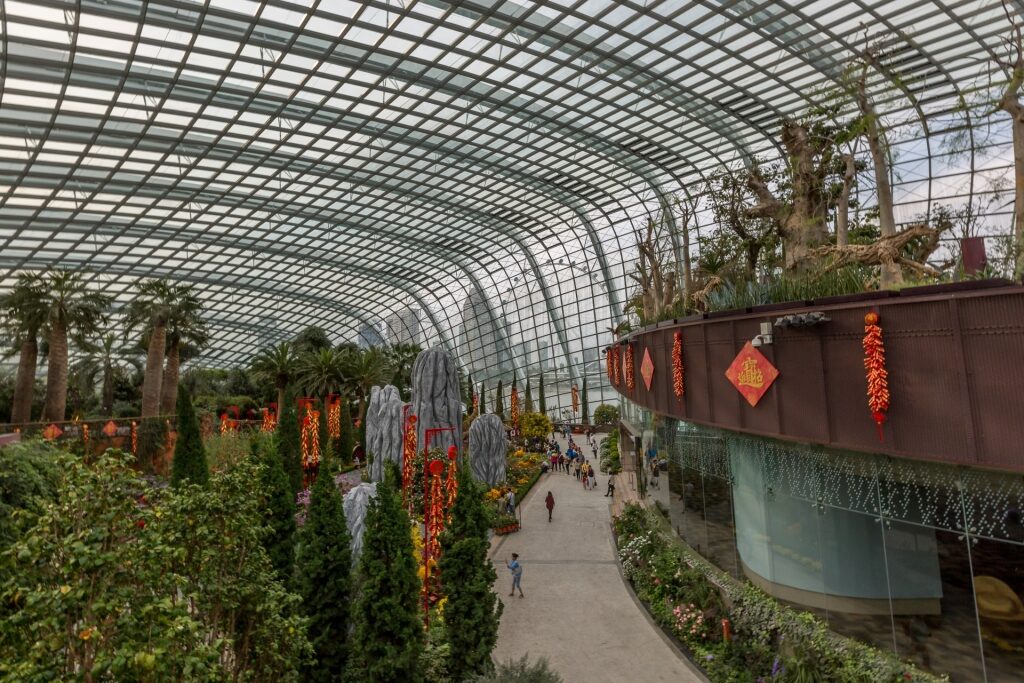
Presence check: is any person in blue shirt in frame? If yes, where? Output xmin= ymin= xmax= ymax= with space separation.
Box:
xmin=506 ymin=553 xmax=524 ymax=598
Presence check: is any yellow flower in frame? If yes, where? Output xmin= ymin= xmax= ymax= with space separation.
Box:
xmin=59 ymin=585 xmax=70 ymax=595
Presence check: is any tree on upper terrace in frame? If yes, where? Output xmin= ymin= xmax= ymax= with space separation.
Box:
xmin=994 ymin=0 xmax=1024 ymax=276
xmin=293 ymin=325 xmax=332 ymax=355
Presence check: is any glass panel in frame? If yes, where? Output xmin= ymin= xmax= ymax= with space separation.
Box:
xmin=886 ymin=522 xmax=984 ymax=681
xmin=971 ymin=536 xmax=1024 ymax=680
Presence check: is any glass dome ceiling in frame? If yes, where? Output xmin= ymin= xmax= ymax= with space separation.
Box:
xmin=0 ymin=0 xmax=1017 ymax=408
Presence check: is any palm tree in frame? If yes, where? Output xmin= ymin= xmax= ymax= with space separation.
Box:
xmin=251 ymin=341 xmax=300 ymax=411
xmin=1 ymin=273 xmax=48 ymax=423
xmin=38 ymin=269 xmax=111 ymax=422
xmin=73 ymin=333 xmax=142 ymax=416
xmin=296 ymin=348 xmax=348 ymax=398
xmin=124 ymin=279 xmax=176 ymax=419
xmin=346 ymin=347 xmax=393 ymax=422
xmin=386 ymin=342 xmax=421 ymax=398
xmin=159 ymin=286 xmax=208 ymax=414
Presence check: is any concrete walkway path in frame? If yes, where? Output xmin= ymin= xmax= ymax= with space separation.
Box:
xmin=489 ymin=435 xmax=704 ymax=683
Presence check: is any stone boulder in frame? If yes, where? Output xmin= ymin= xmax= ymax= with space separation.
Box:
xmin=367 ymin=385 xmax=404 ymax=482
xmin=410 ymin=348 xmax=462 ymax=458
xmin=343 ymin=482 xmax=377 ymax=564
xmin=469 ymin=413 xmax=507 ymax=487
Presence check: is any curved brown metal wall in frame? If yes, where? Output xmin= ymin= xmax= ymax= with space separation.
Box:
xmin=609 ymin=281 xmax=1024 ymax=473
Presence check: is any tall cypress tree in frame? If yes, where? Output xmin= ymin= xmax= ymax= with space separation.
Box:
xmin=277 ymin=392 xmax=303 ymax=494
xmin=524 ymin=377 xmax=534 ymax=413
xmin=170 ymin=384 xmax=208 ymax=488
xmin=440 ymin=468 xmax=502 ymax=680
xmin=538 ymin=370 xmax=546 ymax=416
xmin=581 ymin=377 xmax=590 ymax=426
xmin=351 ymin=475 xmax=422 ymax=682
xmin=254 ymin=435 xmax=295 ymax=582
xmin=479 ymin=381 xmax=486 ymax=414
xmin=466 ymin=372 xmax=474 ymax=414
xmin=337 ymin=399 xmax=355 ymax=465
xmin=495 ymin=379 xmax=505 ymax=419
xmin=294 ymin=451 xmax=352 ymax=681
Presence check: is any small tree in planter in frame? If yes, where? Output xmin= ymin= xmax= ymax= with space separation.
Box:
xmin=537 ymin=371 xmax=546 ymax=416
xmin=581 ymin=378 xmax=590 ymax=426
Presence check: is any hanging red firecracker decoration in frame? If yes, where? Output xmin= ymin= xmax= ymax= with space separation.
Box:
xmin=130 ymin=421 xmax=138 ymax=455
xmin=427 ymin=458 xmax=445 ymax=563
xmin=571 ymin=383 xmax=580 ymax=414
xmin=402 ymin=415 xmax=417 ymax=508
xmin=624 ymin=344 xmax=635 ymax=392
xmin=82 ymin=423 xmax=90 ymax=445
xmin=220 ymin=413 xmax=230 ymax=435
xmin=510 ymin=386 xmax=520 ymax=427
xmin=611 ymin=346 xmax=621 ymax=387
xmin=260 ymin=408 xmax=276 ymax=432
xmin=445 ymin=445 xmax=459 ymax=516
xmin=862 ymin=311 xmax=890 ymax=441
xmin=605 ymin=349 xmax=613 ymax=382
xmin=300 ymin=407 xmax=321 ymax=470
xmin=327 ymin=397 xmax=341 ymax=438
xmin=672 ymin=331 xmax=685 ymax=400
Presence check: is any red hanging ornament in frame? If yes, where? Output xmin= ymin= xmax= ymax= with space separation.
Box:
xmin=402 ymin=415 xmax=417 ymax=509
xmin=624 ymin=344 xmax=635 ymax=392
xmin=605 ymin=349 xmax=613 ymax=382
xmin=672 ymin=331 xmax=684 ymax=400
xmin=445 ymin=446 xmax=459 ymax=516
xmin=611 ymin=346 xmax=621 ymax=387
xmin=862 ymin=311 xmax=890 ymax=441
xmin=510 ymin=386 xmax=520 ymax=426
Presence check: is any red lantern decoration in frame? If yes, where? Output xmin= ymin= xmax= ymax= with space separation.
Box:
xmin=863 ymin=311 xmax=890 ymax=441
xmin=624 ymin=344 xmax=635 ymax=392
xmin=102 ymin=420 xmax=118 ymax=438
xmin=672 ymin=331 xmax=685 ymax=399
xmin=429 ymin=459 xmax=445 ymax=476
xmin=447 ymin=445 xmax=458 ymax=461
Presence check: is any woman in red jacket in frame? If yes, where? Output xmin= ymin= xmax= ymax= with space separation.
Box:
xmin=545 ymin=491 xmax=555 ymax=522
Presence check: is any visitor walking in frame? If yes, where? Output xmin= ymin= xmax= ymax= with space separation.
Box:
xmin=505 ymin=488 xmax=517 ymax=515
xmin=581 ymin=462 xmax=589 ymax=490
xmin=605 ymin=477 xmax=616 ymax=497
xmin=550 ymin=452 xmax=558 ymax=473
xmin=545 ymin=491 xmax=555 ymax=522
xmin=650 ymin=461 xmax=660 ymax=489
xmin=588 ymin=463 xmax=596 ymax=491
xmin=507 ymin=553 xmax=524 ymax=598
xmin=574 ymin=460 xmax=581 ymax=481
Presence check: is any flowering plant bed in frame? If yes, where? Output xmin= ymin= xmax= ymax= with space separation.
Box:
xmin=613 ymin=504 xmax=946 ymax=683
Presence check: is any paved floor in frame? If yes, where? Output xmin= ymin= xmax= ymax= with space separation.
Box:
xmin=489 ymin=434 xmax=704 ymax=683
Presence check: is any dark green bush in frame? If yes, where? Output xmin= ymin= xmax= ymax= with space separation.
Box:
xmin=0 ymin=439 xmax=64 ymax=548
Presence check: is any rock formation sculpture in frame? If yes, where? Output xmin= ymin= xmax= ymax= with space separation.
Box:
xmin=367 ymin=384 xmax=404 ymax=482
xmin=411 ymin=348 xmax=462 ymax=458
xmin=469 ymin=413 xmax=507 ymax=487
xmin=343 ymin=482 xmax=377 ymax=564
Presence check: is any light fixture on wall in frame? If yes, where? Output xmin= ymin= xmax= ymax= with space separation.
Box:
xmin=751 ymin=321 xmax=773 ymax=347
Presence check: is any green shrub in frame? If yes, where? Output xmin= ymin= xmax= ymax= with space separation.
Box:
xmin=592 ymin=403 xmax=620 ymax=426
xmin=519 ymin=411 xmax=552 ymax=440
xmin=472 ymin=656 xmax=562 ymax=682
xmin=0 ymin=439 xmax=64 ymax=548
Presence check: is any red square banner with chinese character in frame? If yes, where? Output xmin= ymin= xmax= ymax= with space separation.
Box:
xmin=725 ymin=342 xmax=779 ymax=407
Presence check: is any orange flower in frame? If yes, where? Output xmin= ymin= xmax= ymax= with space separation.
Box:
xmin=79 ymin=627 xmax=94 ymax=641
